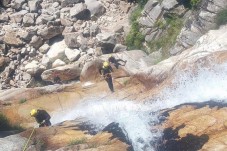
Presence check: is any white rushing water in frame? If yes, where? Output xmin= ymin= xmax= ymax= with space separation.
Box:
xmin=52 ymin=63 xmax=227 ymax=151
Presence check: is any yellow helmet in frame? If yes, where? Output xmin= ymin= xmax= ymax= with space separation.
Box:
xmin=30 ymin=109 xmax=38 ymax=117
xmin=103 ymin=61 xmax=109 ymax=68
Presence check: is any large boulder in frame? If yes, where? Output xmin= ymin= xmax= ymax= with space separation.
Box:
xmin=46 ymin=40 xmax=67 ymax=63
xmin=29 ymin=35 xmax=43 ymax=49
xmin=37 ymin=26 xmax=64 ymax=40
xmin=41 ymin=63 xmax=82 ymax=82
xmin=24 ymin=60 xmax=46 ymax=76
xmin=10 ymin=10 xmax=28 ymax=23
xmin=161 ymin=0 xmax=178 ymax=10
xmin=28 ymin=0 xmax=41 ymax=13
xmin=70 ymin=3 xmax=90 ymax=20
xmin=23 ymin=13 xmax=36 ymax=27
xmin=0 ymin=135 xmax=27 ymax=151
xmin=65 ymin=48 xmax=80 ymax=62
xmin=1 ymin=0 xmax=11 ymax=7
xmin=64 ymin=33 xmax=81 ymax=48
xmin=0 ymin=57 xmax=9 ymax=71
xmin=96 ymin=33 xmax=117 ymax=54
xmin=80 ymin=59 xmax=103 ymax=82
xmin=3 ymin=31 xmax=24 ymax=47
xmin=85 ymin=0 xmax=106 ymax=19
xmin=52 ymin=59 xmax=66 ymax=68
xmin=0 ymin=13 xmax=9 ymax=23
xmin=136 ymin=25 xmax=227 ymax=88
xmin=12 ymin=0 xmax=26 ymax=10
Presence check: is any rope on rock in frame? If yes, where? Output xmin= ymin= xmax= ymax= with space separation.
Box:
xmin=22 ymin=127 xmax=35 ymax=151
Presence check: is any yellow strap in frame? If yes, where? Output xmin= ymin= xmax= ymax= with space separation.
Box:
xmin=22 ymin=127 xmax=35 ymax=151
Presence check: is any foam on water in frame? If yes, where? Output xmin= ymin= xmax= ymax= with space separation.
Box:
xmin=52 ymin=63 xmax=227 ymax=151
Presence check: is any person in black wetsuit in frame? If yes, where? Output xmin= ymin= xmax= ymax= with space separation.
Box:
xmin=108 ymin=55 xmax=127 ymax=69
xmin=99 ymin=61 xmax=114 ymax=92
xmin=30 ymin=109 xmax=51 ymax=127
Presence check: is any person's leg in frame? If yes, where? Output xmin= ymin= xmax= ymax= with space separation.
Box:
xmin=45 ymin=120 xmax=51 ymax=126
xmin=106 ymin=77 xmax=114 ymax=92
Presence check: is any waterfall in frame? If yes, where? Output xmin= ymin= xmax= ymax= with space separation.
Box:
xmin=52 ymin=63 xmax=227 ymax=151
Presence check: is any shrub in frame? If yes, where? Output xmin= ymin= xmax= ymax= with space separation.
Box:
xmin=147 ymin=16 xmax=183 ymax=58
xmin=215 ymin=9 xmax=227 ymax=28
xmin=19 ymin=98 xmax=27 ymax=104
xmin=190 ymin=0 xmax=201 ymax=8
xmin=126 ymin=6 xmax=145 ymax=50
xmin=68 ymin=138 xmax=87 ymax=146
xmin=0 ymin=112 xmax=23 ymax=131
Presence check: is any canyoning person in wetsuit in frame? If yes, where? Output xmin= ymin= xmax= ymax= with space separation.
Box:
xmin=30 ymin=109 xmax=51 ymax=127
xmin=100 ymin=61 xmax=114 ymax=92
xmin=108 ymin=55 xmax=127 ymax=69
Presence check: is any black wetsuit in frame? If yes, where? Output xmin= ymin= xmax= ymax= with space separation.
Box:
xmin=100 ymin=66 xmax=114 ymax=92
xmin=35 ymin=110 xmax=51 ymax=127
xmin=108 ymin=56 xmax=126 ymax=69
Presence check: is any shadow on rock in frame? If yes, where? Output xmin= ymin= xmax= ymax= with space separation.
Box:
xmin=157 ymin=125 xmax=209 ymax=151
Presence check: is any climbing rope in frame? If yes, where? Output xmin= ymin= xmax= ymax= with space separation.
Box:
xmin=22 ymin=127 xmax=35 ymax=151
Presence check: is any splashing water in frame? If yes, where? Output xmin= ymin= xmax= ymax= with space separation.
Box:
xmin=52 ymin=63 xmax=227 ymax=151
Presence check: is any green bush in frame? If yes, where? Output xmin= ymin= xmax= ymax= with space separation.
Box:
xmin=0 ymin=112 xmax=23 ymax=131
xmin=215 ymin=9 xmax=227 ymax=27
xmin=137 ymin=0 xmax=149 ymax=7
xmin=68 ymin=138 xmax=87 ymax=146
xmin=147 ymin=16 xmax=183 ymax=58
xmin=19 ymin=98 xmax=27 ymax=104
xmin=126 ymin=6 xmax=145 ymax=50
xmin=190 ymin=0 xmax=201 ymax=8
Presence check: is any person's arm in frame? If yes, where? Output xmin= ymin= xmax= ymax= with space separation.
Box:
xmin=109 ymin=66 xmax=113 ymax=72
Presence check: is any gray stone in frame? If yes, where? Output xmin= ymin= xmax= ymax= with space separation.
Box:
xmin=41 ymin=54 xmax=51 ymax=68
xmin=61 ymin=0 xmax=84 ymax=7
xmin=39 ymin=44 xmax=50 ymax=54
xmin=1 ymin=0 xmax=11 ymax=7
xmin=37 ymin=26 xmax=64 ymax=40
xmin=52 ymin=59 xmax=66 ymax=68
xmin=0 ymin=135 xmax=27 ymax=151
xmin=161 ymin=0 xmax=178 ymax=10
xmin=25 ymin=60 xmax=45 ymax=76
xmin=41 ymin=63 xmax=82 ymax=82
xmin=90 ymin=23 xmax=100 ymax=37
xmin=64 ymin=33 xmax=81 ymax=48
xmin=22 ymin=72 xmax=31 ymax=81
xmin=28 ymin=0 xmax=41 ymax=13
xmin=0 ymin=13 xmax=9 ymax=23
xmin=113 ymin=44 xmax=127 ymax=53
xmin=65 ymin=48 xmax=80 ymax=62
xmin=85 ymin=0 xmax=106 ymax=19
xmin=17 ymin=30 xmax=35 ymax=42
xmin=96 ymin=32 xmax=116 ymax=54
xmin=23 ymin=13 xmax=36 ymax=26
xmin=60 ymin=17 xmax=73 ymax=26
xmin=70 ymin=3 xmax=90 ymax=20
xmin=3 ymin=31 xmax=24 ymax=47
xmin=12 ymin=0 xmax=26 ymax=10
xmin=10 ymin=10 xmax=28 ymax=23
xmin=30 ymin=35 xmax=43 ymax=49
xmin=47 ymin=40 xmax=67 ymax=62
xmin=62 ymin=26 xmax=75 ymax=35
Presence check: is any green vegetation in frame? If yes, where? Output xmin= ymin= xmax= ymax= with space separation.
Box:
xmin=126 ymin=6 xmax=145 ymax=50
xmin=68 ymin=138 xmax=87 ymax=146
xmin=137 ymin=0 xmax=149 ymax=7
xmin=190 ymin=0 xmax=201 ymax=9
xmin=215 ymin=8 xmax=227 ymax=28
xmin=0 ymin=112 xmax=23 ymax=131
xmin=147 ymin=16 xmax=183 ymax=58
xmin=19 ymin=98 xmax=27 ymax=104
